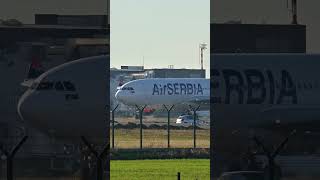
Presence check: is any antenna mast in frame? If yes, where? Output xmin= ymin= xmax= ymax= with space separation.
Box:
xmin=287 ymin=0 xmax=298 ymax=24
xmin=199 ymin=43 xmax=207 ymax=70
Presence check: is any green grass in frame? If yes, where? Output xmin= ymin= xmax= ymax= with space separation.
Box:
xmin=111 ymin=129 xmax=210 ymax=149
xmin=111 ymin=159 xmax=210 ymax=180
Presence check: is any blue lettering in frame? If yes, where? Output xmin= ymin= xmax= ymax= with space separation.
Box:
xmin=277 ymin=70 xmax=297 ymax=104
xmin=187 ymin=83 xmax=193 ymax=94
xmin=174 ymin=83 xmax=179 ymax=95
xmin=152 ymin=84 xmax=159 ymax=95
xmin=197 ymin=84 xmax=203 ymax=95
xmin=168 ymin=83 xmax=173 ymax=95
xmin=223 ymin=69 xmax=244 ymax=104
xmin=159 ymin=85 xmax=163 ymax=95
xmin=180 ymin=83 xmax=186 ymax=94
xmin=211 ymin=69 xmax=297 ymax=105
xmin=267 ymin=70 xmax=275 ymax=104
xmin=245 ymin=69 xmax=266 ymax=104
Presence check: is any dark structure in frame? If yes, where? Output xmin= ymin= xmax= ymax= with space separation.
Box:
xmin=0 ymin=24 xmax=108 ymax=46
xmin=211 ymin=23 xmax=306 ymax=53
xmin=35 ymin=14 xmax=108 ymax=28
xmin=145 ymin=69 xmax=206 ymax=78
xmin=111 ymin=68 xmax=205 ymax=79
xmin=0 ymin=14 xmax=108 ymax=49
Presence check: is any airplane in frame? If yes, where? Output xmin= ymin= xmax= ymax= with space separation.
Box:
xmin=18 ymin=56 xmax=210 ymax=142
xmin=211 ymin=53 xmax=320 ymax=175
xmin=17 ymin=55 xmax=109 ymax=142
xmin=115 ymin=78 xmax=210 ymax=106
xmin=17 ymin=52 xmax=320 ymax=176
xmin=18 ymin=53 xmax=320 ymax=136
xmin=211 ymin=53 xmax=320 ymax=131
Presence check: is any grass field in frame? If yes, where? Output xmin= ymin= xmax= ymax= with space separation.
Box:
xmin=111 ymin=159 xmax=210 ymax=180
xmin=111 ymin=129 xmax=210 ymax=149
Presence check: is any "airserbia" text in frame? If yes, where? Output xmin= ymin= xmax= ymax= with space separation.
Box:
xmin=211 ymin=69 xmax=297 ymax=104
xmin=152 ymin=83 xmax=203 ymax=95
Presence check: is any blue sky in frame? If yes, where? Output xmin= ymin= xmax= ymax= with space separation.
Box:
xmin=111 ymin=0 xmax=210 ymax=77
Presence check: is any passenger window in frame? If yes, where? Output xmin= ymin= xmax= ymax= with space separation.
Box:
xmin=63 ymin=81 xmax=76 ymax=91
xmin=122 ymin=87 xmax=132 ymax=90
xmin=55 ymin=82 xmax=64 ymax=91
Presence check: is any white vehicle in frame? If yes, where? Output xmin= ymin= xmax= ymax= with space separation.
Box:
xmin=115 ymin=78 xmax=209 ymax=106
xmin=176 ymin=115 xmax=195 ymax=124
xmin=176 ymin=114 xmax=205 ymax=125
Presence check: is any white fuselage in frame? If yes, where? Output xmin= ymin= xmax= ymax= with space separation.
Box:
xmin=212 ymin=53 xmax=320 ymax=130
xmin=18 ymin=53 xmax=320 ymax=143
xmin=115 ymin=78 xmax=209 ymax=105
xmin=17 ymin=55 xmax=109 ymax=141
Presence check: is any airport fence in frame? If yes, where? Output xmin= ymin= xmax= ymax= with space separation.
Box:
xmin=110 ymin=103 xmax=210 ymax=150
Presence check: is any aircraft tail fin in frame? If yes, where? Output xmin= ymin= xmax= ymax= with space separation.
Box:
xmin=26 ymin=59 xmax=45 ymax=79
xmin=21 ymin=59 xmax=45 ymax=87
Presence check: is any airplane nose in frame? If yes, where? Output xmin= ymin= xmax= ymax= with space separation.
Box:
xmin=17 ymin=90 xmax=50 ymax=131
xmin=115 ymin=90 xmax=123 ymax=101
xmin=17 ymin=90 xmax=34 ymax=122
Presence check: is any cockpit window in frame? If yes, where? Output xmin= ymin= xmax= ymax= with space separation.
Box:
xmin=55 ymin=82 xmax=64 ymax=91
xmin=32 ymin=81 xmax=76 ymax=91
xmin=121 ymin=87 xmax=134 ymax=90
xmin=36 ymin=82 xmax=54 ymax=90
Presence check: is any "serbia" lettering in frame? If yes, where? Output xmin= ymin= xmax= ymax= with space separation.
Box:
xmin=152 ymin=83 xmax=203 ymax=95
xmin=211 ymin=69 xmax=297 ymax=104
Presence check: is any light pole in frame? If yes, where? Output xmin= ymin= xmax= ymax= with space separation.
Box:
xmin=199 ymin=43 xmax=207 ymax=70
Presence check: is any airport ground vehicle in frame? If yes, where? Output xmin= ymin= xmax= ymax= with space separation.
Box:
xmin=176 ymin=115 xmax=202 ymax=125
